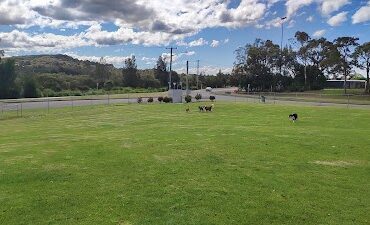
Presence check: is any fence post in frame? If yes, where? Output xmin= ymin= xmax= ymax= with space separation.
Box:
xmin=17 ymin=104 xmax=19 ymax=117
xmin=20 ymin=103 xmax=23 ymax=117
xmin=108 ymin=94 xmax=110 ymax=105
xmin=47 ymin=97 xmax=50 ymax=113
xmin=71 ymin=96 xmax=74 ymax=110
xmin=347 ymin=94 xmax=350 ymax=108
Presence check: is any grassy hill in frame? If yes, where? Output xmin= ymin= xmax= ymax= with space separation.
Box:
xmin=12 ymin=54 xmax=119 ymax=76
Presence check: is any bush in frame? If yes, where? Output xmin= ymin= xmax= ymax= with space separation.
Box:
xmin=195 ymin=93 xmax=202 ymax=101
xmin=43 ymin=88 xmax=57 ymax=97
xmin=137 ymin=97 xmax=143 ymax=104
xmin=147 ymin=97 xmax=154 ymax=103
xmin=23 ymin=77 xmax=41 ymax=98
xmin=158 ymin=96 xmax=164 ymax=103
xmin=163 ymin=96 xmax=173 ymax=103
xmin=185 ymin=95 xmax=192 ymax=103
xmin=104 ymin=80 xmax=114 ymax=91
xmin=210 ymin=96 xmax=216 ymax=102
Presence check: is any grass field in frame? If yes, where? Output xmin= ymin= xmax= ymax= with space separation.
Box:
xmin=0 ymin=102 xmax=369 ymax=224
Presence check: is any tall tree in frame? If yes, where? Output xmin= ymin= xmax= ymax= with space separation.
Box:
xmin=354 ymin=42 xmax=370 ymax=93
xmin=334 ymin=37 xmax=359 ymax=94
xmin=0 ymin=59 xmax=19 ymax=99
xmin=295 ymin=31 xmax=311 ymax=89
xmin=122 ymin=55 xmax=139 ymax=87
xmin=154 ymin=56 xmax=168 ymax=87
xmin=94 ymin=57 xmax=110 ymax=89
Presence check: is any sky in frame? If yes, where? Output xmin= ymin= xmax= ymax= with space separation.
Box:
xmin=0 ymin=0 xmax=369 ymax=75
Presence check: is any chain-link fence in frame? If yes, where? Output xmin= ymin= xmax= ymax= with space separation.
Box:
xmin=0 ymin=94 xmax=168 ymax=120
xmin=218 ymin=91 xmax=370 ymax=108
xmin=1 ymin=91 xmax=369 ymax=120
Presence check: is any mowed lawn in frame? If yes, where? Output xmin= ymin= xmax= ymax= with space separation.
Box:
xmin=0 ymin=102 xmax=369 ymax=225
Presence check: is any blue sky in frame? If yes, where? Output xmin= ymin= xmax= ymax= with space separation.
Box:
xmin=0 ymin=0 xmax=369 ymax=75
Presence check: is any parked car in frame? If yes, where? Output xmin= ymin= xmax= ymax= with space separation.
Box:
xmin=206 ymin=87 xmax=212 ymax=92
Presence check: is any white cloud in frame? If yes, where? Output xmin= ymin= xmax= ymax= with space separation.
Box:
xmin=210 ymin=40 xmax=220 ymax=48
xmin=306 ymin=16 xmax=314 ymax=22
xmin=327 ymin=11 xmax=348 ymax=26
xmin=352 ymin=1 xmax=370 ymax=24
xmin=0 ymin=0 xmax=270 ymax=51
xmin=0 ymin=30 xmax=92 ymax=52
xmin=285 ymin=0 xmax=349 ymax=18
xmin=320 ymin=0 xmax=350 ymax=15
xmin=65 ymin=52 xmax=132 ymax=67
xmin=224 ymin=38 xmax=230 ymax=44
xmin=285 ymin=0 xmax=314 ymax=18
xmin=188 ymin=38 xmax=208 ymax=47
xmin=313 ymin=29 xmax=326 ymax=37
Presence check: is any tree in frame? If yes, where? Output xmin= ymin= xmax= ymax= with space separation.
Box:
xmin=354 ymin=42 xmax=370 ymax=93
xmin=94 ymin=57 xmax=110 ymax=89
xmin=154 ymin=56 xmax=168 ymax=87
xmin=295 ymin=31 xmax=311 ymax=89
xmin=334 ymin=37 xmax=359 ymax=94
xmin=0 ymin=50 xmax=4 ymax=62
xmin=0 ymin=59 xmax=20 ymax=99
xmin=23 ymin=76 xmax=40 ymax=98
xmin=122 ymin=55 xmax=139 ymax=87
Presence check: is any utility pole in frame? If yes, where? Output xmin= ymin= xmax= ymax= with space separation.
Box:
xmin=186 ymin=61 xmax=189 ymax=95
xmin=280 ymin=17 xmax=287 ymax=76
xmin=166 ymin=47 xmax=177 ymax=90
xmin=196 ymin=60 xmax=200 ymax=90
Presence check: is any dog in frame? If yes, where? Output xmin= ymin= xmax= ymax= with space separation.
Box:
xmin=205 ymin=104 xmax=214 ymax=112
xmin=199 ymin=105 xmax=206 ymax=112
xmin=289 ymin=113 xmax=298 ymax=122
xmin=199 ymin=104 xmax=214 ymax=112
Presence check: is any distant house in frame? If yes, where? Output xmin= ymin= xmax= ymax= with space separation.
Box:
xmin=325 ymin=80 xmax=366 ymax=89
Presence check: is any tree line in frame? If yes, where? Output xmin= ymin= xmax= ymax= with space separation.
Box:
xmin=232 ymin=31 xmax=369 ymax=93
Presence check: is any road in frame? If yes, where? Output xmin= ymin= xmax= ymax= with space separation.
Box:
xmin=1 ymin=87 xmax=370 ymax=111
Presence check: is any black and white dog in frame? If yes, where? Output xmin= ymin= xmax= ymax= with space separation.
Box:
xmin=199 ymin=104 xmax=214 ymax=112
xmin=289 ymin=113 xmax=298 ymax=122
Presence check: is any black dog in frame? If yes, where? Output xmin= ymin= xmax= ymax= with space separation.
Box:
xmin=289 ymin=113 xmax=298 ymax=122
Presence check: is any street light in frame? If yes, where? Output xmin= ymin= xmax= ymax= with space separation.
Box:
xmin=280 ymin=17 xmax=287 ymax=75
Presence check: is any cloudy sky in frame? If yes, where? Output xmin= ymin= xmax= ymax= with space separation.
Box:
xmin=0 ymin=0 xmax=369 ymax=74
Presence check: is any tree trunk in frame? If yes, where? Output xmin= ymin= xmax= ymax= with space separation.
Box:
xmin=344 ymin=69 xmax=347 ymax=95
xmin=366 ymin=66 xmax=369 ymax=94
xmin=304 ymin=65 xmax=307 ymax=90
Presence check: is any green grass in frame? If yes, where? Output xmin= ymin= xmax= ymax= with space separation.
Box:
xmin=0 ymin=102 xmax=369 ymax=224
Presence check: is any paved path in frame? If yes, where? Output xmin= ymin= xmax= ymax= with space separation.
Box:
xmin=1 ymin=88 xmax=370 ymax=111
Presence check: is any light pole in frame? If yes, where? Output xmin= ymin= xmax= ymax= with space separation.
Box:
xmin=280 ymin=17 xmax=287 ymax=76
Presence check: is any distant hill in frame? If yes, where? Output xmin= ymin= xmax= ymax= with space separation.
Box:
xmin=11 ymin=54 xmax=119 ymax=76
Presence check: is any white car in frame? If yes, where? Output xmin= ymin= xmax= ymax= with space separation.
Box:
xmin=205 ymin=87 xmax=212 ymax=92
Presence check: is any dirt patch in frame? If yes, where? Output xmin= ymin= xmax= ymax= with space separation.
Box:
xmin=312 ymin=160 xmax=357 ymax=167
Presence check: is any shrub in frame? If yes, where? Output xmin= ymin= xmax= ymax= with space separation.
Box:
xmin=147 ymin=97 xmax=154 ymax=103
xmin=104 ymin=80 xmax=114 ymax=91
xmin=158 ymin=96 xmax=164 ymax=103
xmin=195 ymin=93 xmax=202 ymax=101
xmin=163 ymin=96 xmax=172 ymax=103
xmin=23 ymin=77 xmax=41 ymax=98
xmin=185 ymin=95 xmax=192 ymax=103
xmin=210 ymin=96 xmax=216 ymax=102
xmin=43 ymin=89 xmax=56 ymax=97
xmin=137 ymin=97 xmax=143 ymax=104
